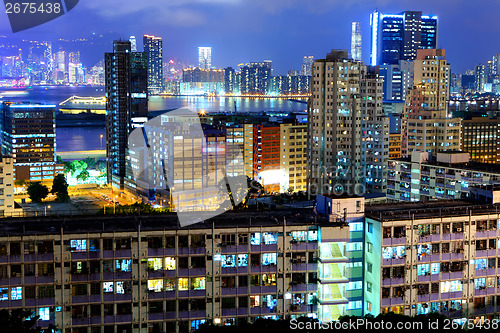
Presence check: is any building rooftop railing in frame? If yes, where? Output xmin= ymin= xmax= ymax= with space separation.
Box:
xmin=366 ymin=200 xmax=500 ymax=222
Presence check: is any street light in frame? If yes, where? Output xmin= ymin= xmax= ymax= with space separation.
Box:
xmin=100 ymin=134 xmax=104 ymax=149
xmin=45 ymin=205 xmax=51 ymax=216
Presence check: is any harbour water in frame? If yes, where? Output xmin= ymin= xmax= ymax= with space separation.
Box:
xmin=0 ymin=86 xmax=307 ymax=152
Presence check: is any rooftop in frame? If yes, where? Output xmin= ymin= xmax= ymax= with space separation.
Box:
xmin=366 ymin=199 xmax=500 ymax=221
xmin=389 ymin=158 xmax=500 ymax=175
xmin=0 ymin=210 xmax=341 ymax=237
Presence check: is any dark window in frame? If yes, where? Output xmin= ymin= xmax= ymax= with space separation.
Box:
xmin=148 ymin=237 xmax=163 ymax=249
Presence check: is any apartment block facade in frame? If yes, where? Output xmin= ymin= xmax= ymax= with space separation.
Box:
xmin=387 ymin=152 xmax=500 ymax=202
xmin=367 ymin=199 xmax=500 ymax=320
xmin=0 ymin=212 xmax=367 ymax=333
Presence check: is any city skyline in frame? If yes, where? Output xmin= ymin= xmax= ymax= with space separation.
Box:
xmin=0 ymin=1 xmax=498 ymax=74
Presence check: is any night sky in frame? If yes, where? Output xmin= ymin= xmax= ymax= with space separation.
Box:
xmin=0 ymin=0 xmax=498 ymax=75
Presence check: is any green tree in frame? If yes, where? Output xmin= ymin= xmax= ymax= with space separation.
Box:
xmin=27 ymin=182 xmax=49 ymax=203
xmin=84 ymin=157 xmax=96 ymax=170
xmin=76 ymin=170 xmax=90 ymax=182
xmin=63 ymin=161 xmax=74 ymax=174
xmin=71 ymin=160 xmax=88 ymax=173
xmin=51 ymin=174 xmax=70 ymax=202
xmin=14 ymin=179 xmax=26 ymax=187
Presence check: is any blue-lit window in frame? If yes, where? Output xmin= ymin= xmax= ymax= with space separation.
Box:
xmin=475 ymin=259 xmax=487 ymax=270
xmin=70 ymin=240 xmax=87 ymax=252
xmin=431 ymin=263 xmax=440 ymax=275
xmin=0 ymin=288 xmax=7 ymax=301
xmin=475 ymin=278 xmax=486 ymax=290
xmin=221 ymin=255 xmax=236 ymax=268
xmin=11 ymin=287 xmax=22 ymax=300
xmin=116 ymin=259 xmax=131 ymax=272
xmin=264 ymin=295 xmax=277 ymax=310
xmin=250 ymin=233 xmax=261 ymax=245
xmin=308 ymin=230 xmax=318 ymax=242
xmin=417 ymin=264 xmax=430 ymax=276
xmin=191 ymin=320 xmax=206 ymax=330
xmin=291 ymin=231 xmax=307 ymax=242
xmin=237 ymin=254 xmax=248 ymax=267
xmin=38 ymin=307 xmax=50 ymax=321
xmin=262 ymin=232 xmax=277 ymax=245
xmin=262 ymin=253 xmax=277 ymax=266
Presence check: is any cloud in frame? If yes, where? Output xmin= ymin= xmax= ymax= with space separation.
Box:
xmin=83 ymin=0 xmax=241 ymax=17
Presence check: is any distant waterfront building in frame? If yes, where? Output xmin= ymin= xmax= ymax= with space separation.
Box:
xmin=0 ymin=102 xmax=63 ymax=183
xmin=180 ymin=68 xmax=224 ymax=95
xmin=104 ymin=40 xmax=148 ymax=191
xmin=301 ymin=56 xmax=314 ymax=76
xmin=307 ymin=50 xmax=389 ymax=196
xmin=143 ymin=35 xmax=164 ymax=94
xmin=224 ymin=67 xmax=237 ymax=95
xmin=240 ymin=62 xmax=272 ymax=95
xmin=351 ymin=22 xmax=362 ymax=61
xmin=129 ymin=36 xmax=137 ymax=52
xmin=198 ymin=47 xmax=212 ymax=69
xmin=370 ymin=11 xmax=438 ymax=66
xmin=270 ymin=75 xmax=311 ymax=96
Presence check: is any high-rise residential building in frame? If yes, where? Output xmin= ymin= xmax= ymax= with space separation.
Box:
xmin=105 ymin=40 xmax=148 ymax=191
xmin=370 ymin=11 xmax=438 ymax=66
xmin=401 ymin=49 xmax=460 ymax=158
xmin=0 ymin=102 xmax=63 ymax=183
xmin=143 ymin=35 xmax=164 ymax=95
xmin=224 ymin=67 xmax=236 ymax=95
xmin=301 ymin=56 xmax=314 ymax=76
xmin=129 ymin=36 xmax=137 ymax=52
xmin=240 ymin=62 xmax=272 ymax=95
xmin=270 ymin=75 xmax=311 ymax=96
xmin=307 ymin=50 xmax=389 ymax=196
xmin=198 ymin=47 xmax=212 ymax=69
xmin=351 ymin=22 xmax=362 ymax=61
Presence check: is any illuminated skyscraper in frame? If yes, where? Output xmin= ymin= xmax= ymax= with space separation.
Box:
xmin=129 ymin=36 xmax=137 ymax=52
xmin=143 ymin=35 xmax=164 ymax=95
xmin=370 ymin=10 xmax=438 ymax=66
xmin=198 ymin=47 xmax=212 ymax=69
xmin=351 ymin=22 xmax=362 ymax=61
xmin=105 ymin=40 xmax=148 ymax=190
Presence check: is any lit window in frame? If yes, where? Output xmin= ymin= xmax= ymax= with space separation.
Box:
xmin=148 ymin=279 xmax=163 ymax=292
